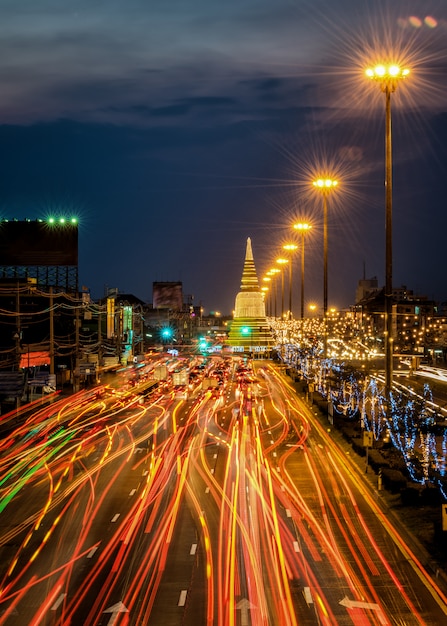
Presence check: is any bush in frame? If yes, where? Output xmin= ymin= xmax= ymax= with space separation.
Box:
xmin=340 ymin=425 xmax=357 ymax=443
xmin=351 ymin=437 xmax=366 ymax=456
xmin=368 ymin=450 xmax=389 ymax=473
xmin=400 ymin=485 xmax=421 ymax=505
xmin=381 ymin=468 xmax=407 ymax=493
xmin=421 ymin=485 xmax=444 ymax=506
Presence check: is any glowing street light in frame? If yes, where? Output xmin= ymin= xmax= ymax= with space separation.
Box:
xmin=365 ymin=64 xmax=409 ymax=88
xmin=283 ymin=243 xmax=298 ymax=320
xmin=366 ymin=61 xmax=410 ymax=406
xmin=293 ymin=222 xmax=312 ymax=319
xmin=262 ymin=276 xmax=272 ymax=299
xmin=276 ymin=258 xmax=289 ymax=319
xmin=312 ymin=177 xmax=338 ymax=356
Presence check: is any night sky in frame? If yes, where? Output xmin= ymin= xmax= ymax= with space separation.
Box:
xmin=1 ymin=0 xmax=446 ymax=315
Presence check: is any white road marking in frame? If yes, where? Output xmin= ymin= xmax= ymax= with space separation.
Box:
xmin=87 ymin=546 xmax=98 ymax=559
xmin=51 ymin=593 xmax=66 ymax=611
xmin=178 ymin=590 xmax=187 ymax=606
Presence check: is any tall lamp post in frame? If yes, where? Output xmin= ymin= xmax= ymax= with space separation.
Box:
xmin=262 ymin=276 xmax=272 ymax=317
xmin=293 ymin=222 xmax=312 ymax=319
xmin=276 ymin=258 xmax=289 ymax=319
xmin=283 ymin=244 xmax=298 ymax=320
xmin=265 ymin=269 xmax=280 ymax=317
xmin=312 ymin=178 xmax=338 ymax=357
xmin=261 ymin=286 xmax=269 ymax=316
xmin=366 ymin=63 xmax=409 ymax=407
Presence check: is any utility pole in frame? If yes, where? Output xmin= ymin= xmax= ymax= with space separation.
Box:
xmin=49 ymin=287 xmax=55 ymax=376
xmin=98 ymin=305 xmax=103 ymax=364
xmin=74 ymin=299 xmax=80 ymax=392
xmin=15 ymin=283 xmax=21 ymax=370
xmin=97 ymin=305 xmax=103 ymax=383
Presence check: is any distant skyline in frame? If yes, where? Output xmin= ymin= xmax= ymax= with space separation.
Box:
xmin=1 ymin=0 xmax=446 ymax=314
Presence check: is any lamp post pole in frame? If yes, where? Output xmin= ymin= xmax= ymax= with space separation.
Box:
xmin=274 ymin=275 xmax=277 ymax=318
xmin=301 ymin=240 xmax=305 ymax=320
xmin=261 ymin=287 xmax=269 ymax=316
xmin=323 ymin=194 xmax=328 ymax=320
xmin=266 ymin=268 xmax=280 ymax=318
xmin=281 ymin=270 xmax=285 ymax=319
xmin=283 ymin=244 xmax=298 ymax=320
xmin=262 ymin=277 xmax=271 ymax=318
xmin=385 ymin=84 xmax=393 ymax=406
xmin=312 ymin=179 xmax=338 ymax=357
xmin=275 ymin=279 xmax=277 ymax=318
xmin=276 ymin=258 xmax=288 ymax=319
xmin=293 ymin=223 xmax=312 ymax=320
xmin=366 ymin=63 xmax=409 ymax=408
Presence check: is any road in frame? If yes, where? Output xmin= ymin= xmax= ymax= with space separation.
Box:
xmin=1 ymin=357 xmax=447 ymax=625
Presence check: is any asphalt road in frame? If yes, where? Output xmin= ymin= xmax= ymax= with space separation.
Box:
xmin=1 ymin=357 xmax=447 ymax=625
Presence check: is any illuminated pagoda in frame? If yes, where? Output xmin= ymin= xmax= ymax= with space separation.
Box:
xmin=227 ymin=237 xmax=273 ymax=355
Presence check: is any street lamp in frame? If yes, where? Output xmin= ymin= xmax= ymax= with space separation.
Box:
xmin=261 ymin=286 xmax=269 ymax=316
xmin=293 ymin=222 xmax=312 ymax=319
xmin=276 ymin=258 xmax=289 ymax=319
xmin=366 ymin=62 xmax=409 ymax=407
xmin=283 ymin=244 xmax=298 ymax=320
xmin=265 ymin=269 xmax=280 ymax=318
xmin=312 ymin=178 xmax=338 ymax=357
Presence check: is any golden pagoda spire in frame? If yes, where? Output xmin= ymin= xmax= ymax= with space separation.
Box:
xmin=227 ymin=236 xmax=273 ymax=353
xmin=240 ymin=237 xmax=260 ymax=292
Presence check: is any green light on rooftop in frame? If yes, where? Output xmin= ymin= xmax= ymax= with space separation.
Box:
xmin=47 ymin=216 xmax=78 ymax=225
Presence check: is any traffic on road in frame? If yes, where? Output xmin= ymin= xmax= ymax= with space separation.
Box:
xmin=1 ymin=353 xmax=447 ymax=624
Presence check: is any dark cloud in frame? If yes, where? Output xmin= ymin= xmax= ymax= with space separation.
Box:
xmin=150 ymin=103 xmax=192 ymax=117
xmin=0 ymin=0 xmax=446 ymax=313
xmin=149 ymin=96 xmax=237 ymax=118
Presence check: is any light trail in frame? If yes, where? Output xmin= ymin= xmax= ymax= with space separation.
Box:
xmin=1 ymin=358 xmax=446 ymax=624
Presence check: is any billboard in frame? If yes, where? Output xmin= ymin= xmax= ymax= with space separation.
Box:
xmin=19 ymin=351 xmax=50 ymax=368
xmin=153 ymin=282 xmax=183 ymax=310
xmin=0 ymin=220 xmax=78 ymax=266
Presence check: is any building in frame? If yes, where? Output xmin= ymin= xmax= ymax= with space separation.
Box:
xmin=355 ymin=285 xmax=441 ymax=359
xmin=227 ymin=237 xmax=273 ymax=355
xmin=355 ymin=275 xmax=379 ymax=304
